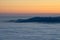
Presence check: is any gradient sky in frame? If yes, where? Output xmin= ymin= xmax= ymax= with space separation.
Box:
xmin=0 ymin=0 xmax=60 ymax=15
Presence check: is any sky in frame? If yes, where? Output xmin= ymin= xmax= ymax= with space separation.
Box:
xmin=0 ymin=0 xmax=60 ymax=15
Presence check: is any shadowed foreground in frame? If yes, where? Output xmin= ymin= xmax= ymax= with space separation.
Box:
xmin=0 ymin=16 xmax=60 ymax=40
xmin=8 ymin=17 xmax=60 ymax=23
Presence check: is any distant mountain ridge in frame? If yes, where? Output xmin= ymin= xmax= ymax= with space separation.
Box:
xmin=8 ymin=17 xmax=60 ymax=23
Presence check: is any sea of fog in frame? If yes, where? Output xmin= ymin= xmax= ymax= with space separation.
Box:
xmin=0 ymin=16 xmax=60 ymax=40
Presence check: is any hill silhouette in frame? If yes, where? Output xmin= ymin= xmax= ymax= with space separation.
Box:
xmin=8 ymin=17 xmax=60 ymax=23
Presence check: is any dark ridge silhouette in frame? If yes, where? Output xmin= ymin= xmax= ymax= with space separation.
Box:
xmin=8 ymin=17 xmax=60 ymax=23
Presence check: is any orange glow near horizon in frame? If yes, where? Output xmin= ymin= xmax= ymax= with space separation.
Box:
xmin=0 ymin=0 xmax=60 ymax=15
